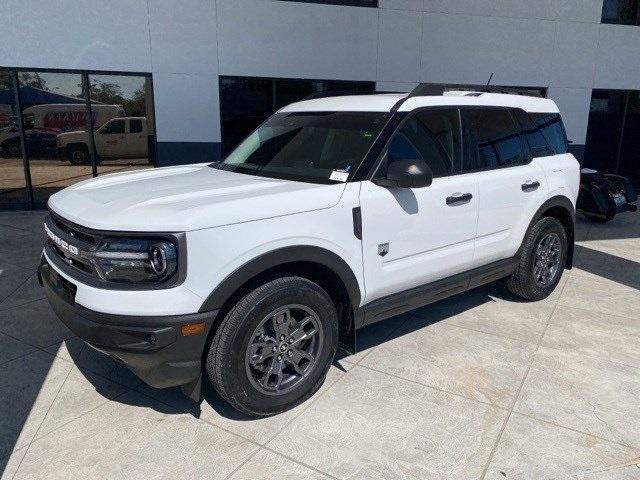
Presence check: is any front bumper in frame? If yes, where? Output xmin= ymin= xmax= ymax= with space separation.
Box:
xmin=38 ymin=255 xmax=218 ymax=390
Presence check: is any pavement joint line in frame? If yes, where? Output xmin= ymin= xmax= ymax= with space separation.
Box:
xmin=261 ymin=444 xmax=342 ymax=480
xmin=0 ymin=275 xmax=34 ymax=308
xmin=511 ymin=410 xmax=640 ymax=452
xmin=10 ymin=353 xmax=76 ymax=480
xmin=260 ymin=362 xmax=352 ymax=447
xmin=12 ymin=386 xmax=133 ymax=463
xmin=434 ymin=320 xmax=543 ymax=347
xmin=0 ymin=347 xmax=39 ymax=369
xmin=0 ymin=330 xmax=62 ymax=358
xmin=220 ymin=445 xmax=263 ymax=480
xmin=1 ymin=446 xmax=27 ymax=479
xmin=479 ymin=269 xmax=571 ymax=480
xmin=128 ymin=387 xmax=341 ymax=480
xmin=354 ymin=362 xmax=510 ymax=412
xmin=0 ymin=294 xmax=47 ymax=312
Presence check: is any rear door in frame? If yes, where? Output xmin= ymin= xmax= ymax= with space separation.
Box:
xmin=359 ymin=108 xmax=479 ymax=304
xmin=462 ymin=108 xmax=549 ymax=267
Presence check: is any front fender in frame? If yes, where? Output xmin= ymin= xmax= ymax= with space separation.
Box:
xmin=198 ymin=245 xmax=361 ymax=313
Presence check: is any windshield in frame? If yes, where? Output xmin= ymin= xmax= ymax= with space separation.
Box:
xmin=211 ymin=111 xmax=389 ymax=183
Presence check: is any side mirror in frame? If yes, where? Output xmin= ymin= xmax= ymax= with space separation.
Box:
xmin=374 ymin=158 xmax=433 ymax=189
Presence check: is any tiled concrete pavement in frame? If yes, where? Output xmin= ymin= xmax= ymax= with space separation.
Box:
xmin=1 ymin=210 xmax=639 ymax=479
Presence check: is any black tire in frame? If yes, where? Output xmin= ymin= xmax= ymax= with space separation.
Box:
xmin=206 ymin=276 xmax=338 ymax=417
xmin=3 ymin=139 xmax=21 ymax=157
xmin=505 ymin=217 xmax=567 ymax=301
xmin=67 ymin=144 xmax=90 ymax=165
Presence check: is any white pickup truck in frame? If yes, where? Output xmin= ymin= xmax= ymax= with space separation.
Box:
xmin=56 ymin=116 xmax=148 ymax=164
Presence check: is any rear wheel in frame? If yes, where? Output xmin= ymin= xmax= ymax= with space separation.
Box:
xmin=206 ymin=276 xmax=338 ymax=417
xmin=67 ymin=144 xmax=90 ymax=165
xmin=506 ymin=217 xmax=567 ymax=301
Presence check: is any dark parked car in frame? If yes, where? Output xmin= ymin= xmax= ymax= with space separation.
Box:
xmin=577 ymin=168 xmax=638 ymax=223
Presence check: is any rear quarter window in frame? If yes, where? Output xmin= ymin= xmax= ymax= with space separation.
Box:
xmin=528 ymin=112 xmax=568 ymax=155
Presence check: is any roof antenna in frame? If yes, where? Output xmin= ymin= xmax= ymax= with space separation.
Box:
xmin=486 ymin=72 xmax=494 ymax=86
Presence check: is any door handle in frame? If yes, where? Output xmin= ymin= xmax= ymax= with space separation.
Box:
xmin=446 ymin=192 xmax=473 ymax=206
xmin=521 ymin=181 xmax=540 ymax=192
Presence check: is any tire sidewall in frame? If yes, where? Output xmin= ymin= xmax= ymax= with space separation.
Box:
xmin=216 ymin=279 xmax=338 ymax=415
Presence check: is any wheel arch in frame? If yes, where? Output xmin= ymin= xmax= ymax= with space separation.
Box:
xmin=523 ymin=195 xmax=575 ymax=268
xmin=198 ymin=245 xmax=361 ymax=353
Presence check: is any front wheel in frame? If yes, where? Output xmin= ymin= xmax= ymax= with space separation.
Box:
xmin=505 ymin=217 xmax=567 ymax=301
xmin=206 ymin=276 xmax=338 ymax=417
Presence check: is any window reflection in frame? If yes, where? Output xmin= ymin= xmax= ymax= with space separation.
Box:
xmin=17 ymin=71 xmax=92 ymax=205
xmin=220 ymin=76 xmax=375 ymax=156
xmin=601 ymin=0 xmax=640 ymax=25
xmin=0 ymin=71 xmax=28 ymax=206
xmin=88 ymin=74 xmax=155 ymax=175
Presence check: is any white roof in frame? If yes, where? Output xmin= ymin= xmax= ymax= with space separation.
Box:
xmin=280 ymin=91 xmax=559 ymax=114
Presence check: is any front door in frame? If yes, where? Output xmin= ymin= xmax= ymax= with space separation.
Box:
xmin=95 ymin=118 xmax=126 ymax=157
xmin=359 ymin=108 xmax=478 ymax=305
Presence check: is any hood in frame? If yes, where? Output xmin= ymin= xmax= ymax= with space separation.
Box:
xmin=48 ymin=164 xmax=346 ymax=232
xmin=57 ymin=130 xmax=86 ymax=138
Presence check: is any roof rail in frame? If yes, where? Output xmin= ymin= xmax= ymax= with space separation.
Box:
xmin=301 ymin=89 xmax=376 ymax=101
xmin=390 ymin=82 xmax=546 ymax=111
xmin=390 ymin=83 xmax=448 ymax=112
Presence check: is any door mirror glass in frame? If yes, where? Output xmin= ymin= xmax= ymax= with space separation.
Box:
xmin=375 ymin=158 xmax=433 ymax=189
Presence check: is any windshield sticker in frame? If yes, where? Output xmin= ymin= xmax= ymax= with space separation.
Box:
xmin=329 ymin=170 xmax=349 ymax=182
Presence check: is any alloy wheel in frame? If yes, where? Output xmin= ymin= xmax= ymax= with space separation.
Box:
xmin=533 ymin=232 xmax=561 ymax=287
xmin=244 ymin=304 xmax=323 ymax=396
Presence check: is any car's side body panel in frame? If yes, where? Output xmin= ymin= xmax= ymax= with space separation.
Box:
xmin=358 ymin=175 xmax=478 ymax=305
xmin=186 ymin=182 xmax=365 ymax=308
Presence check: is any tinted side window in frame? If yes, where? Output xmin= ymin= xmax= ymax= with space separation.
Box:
xmin=386 ymin=109 xmax=461 ymax=177
xmin=462 ymin=108 xmax=525 ymax=171
xmin=529 ymin=113 xmax=568 ymax=154
xmin=102 ymin=120 xmax=125 ymax=134
xmin=129 ymin=119 xmax=143 ymax=133
xmin=513 ymin=109 xmax=553 ymax=158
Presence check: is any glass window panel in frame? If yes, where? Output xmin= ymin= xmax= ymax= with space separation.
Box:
xmin=528 ymin=113 xmax=568 ymax=155
xmin=619 ymin=92 xmax=640 ymax=185
xmin=17 ymin=71 xmax=92 ymax=206
xmin=462 ymin=109 xmax=525 ymax=172
xmin=220 ymin=77 xmax=274 ymax=157
xmin=602 ymin=0 xmax=640 ymax=24
xmin=584 ymin=90 xmax=626 ymax=173
xmin=0 ymin=71 xmax=28 ymax=207
xmin=88 ymin=74 xmax=154 ymax=175
xmin=385 ymin=109 xmax=461 ymax=177
xmin=220 ymin=76 xmax=376 ymax=156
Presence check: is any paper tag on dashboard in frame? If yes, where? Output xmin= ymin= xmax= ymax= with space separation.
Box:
xmin=330 ymin=170 xmax=349 ymax=182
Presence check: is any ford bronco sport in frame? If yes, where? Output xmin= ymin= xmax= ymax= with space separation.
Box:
xmin=39 ymin=86 xmax=579 ymax=416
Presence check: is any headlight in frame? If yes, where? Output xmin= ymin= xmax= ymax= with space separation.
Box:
xmin=86 ymin=237 xmax=178 ymax=284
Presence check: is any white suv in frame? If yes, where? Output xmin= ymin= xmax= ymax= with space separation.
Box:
xmin=39 ymin=88 xmax=579 ymax=416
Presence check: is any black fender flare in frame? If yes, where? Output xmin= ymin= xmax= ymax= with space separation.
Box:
xmin=521 ymin=195 xmax=576 ymax=268
xmin=198 ymin=245 xmax=362 ymax=313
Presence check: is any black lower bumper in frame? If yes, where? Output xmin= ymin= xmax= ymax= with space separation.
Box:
xmin=38 ymin=257 xmax=218 ymax=391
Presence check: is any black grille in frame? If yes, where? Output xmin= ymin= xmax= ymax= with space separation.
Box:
xmin=45 ymin=213 xmax=98 ymax=278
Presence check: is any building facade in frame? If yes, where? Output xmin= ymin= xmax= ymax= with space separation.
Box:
xmin=1 ymin=0 xmax=639 ymax=209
